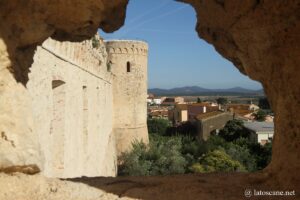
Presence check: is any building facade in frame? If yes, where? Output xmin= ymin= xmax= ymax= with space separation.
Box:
xmin=244 ymin=122 xmax=274 ymax=145
xmin=195 ymin=112 xmax=234 ymax=141
xmin=187 ymin=103 xmax=219 ymax=121
xmin=26 ymin=37 xmax=148 ymax=178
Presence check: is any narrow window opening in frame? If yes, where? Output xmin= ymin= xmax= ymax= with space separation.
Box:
xmin=127 ymin=61 xmax=131 ymax=72
xmin=107 ymin=61 xmax=112 ymax=72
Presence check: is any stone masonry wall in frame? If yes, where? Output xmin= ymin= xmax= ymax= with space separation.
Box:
xmin=27 ymin=37 xmax=117 ymax=178
xmin=106 ymin=40 xmax=149 ymax=155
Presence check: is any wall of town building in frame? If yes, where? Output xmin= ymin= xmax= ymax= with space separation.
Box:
xmin=196 ymin=112 xmax=233 ymax=141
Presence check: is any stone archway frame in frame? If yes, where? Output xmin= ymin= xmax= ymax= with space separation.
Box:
xmin=0 ymin=0 xmax=299 ymax=190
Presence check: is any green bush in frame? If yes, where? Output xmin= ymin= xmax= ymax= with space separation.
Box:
xmin=258 ymin=97 xmax=271 ymax=110
xmin=247 ymin=141 xmax=272 ymax=170
xmin=253 ymin=110 xmax=267 ymax=121
xmin=219 ymin=119 xmax=249 ymax=142
xmin=180 ymin=136 xmax=207 ymax=168
xmin=147 ymin=118 xmax=170 ymax=136
xmin=189 ymin=163 xmax=207 ymax=173
xmin=216 ymin=97 xmax=228 ymax=105
xmin=92 ymin=36 xmax=100 ymax=49
xmin=119 ymin=119 xmax=272 ymax=175
xmin=230 ymin=137 xmax=272 ymax=171
xmin=190 ymin=150 xmax=245 ymax=173
xmin=118 ymin=135 xmax=187 ymax=176
xmin=225 ymin=143 xmax=256 ymax=172
xmin=118 ymin=141 xmax=152 ymax=176
xmin=205 ymin=136 xmax=258 ymax=172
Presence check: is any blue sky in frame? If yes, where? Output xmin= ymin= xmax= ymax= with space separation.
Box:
xmin=99 ymin=0 xmax=262 ymax=90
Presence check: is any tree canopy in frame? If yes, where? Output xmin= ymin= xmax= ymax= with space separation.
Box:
xmin=219 ymin=119 xmax=249 ymax=142
xmin=258 ymin=97 xmax=271 ymax=110
xmin=197 ymin=97 xmax=202 ymax=103
xmin=253 ymin=110 xmax=267 ymax=121
xmin=216 ymin=97 xmax=228 ymax=105
xmin=147 ymin=118 xmax=170 ymax=136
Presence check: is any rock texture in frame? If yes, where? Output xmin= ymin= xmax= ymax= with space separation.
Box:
xmin=180 ymin=0 xmax=300 ymax=188
xmin=0 ymin=0 xmax=128 ymax=172
xmin=0 ymin=0 xmax=129 ymax=83
xmin=1 ymin=172 xmax=298 ymax=200
xmin=0 ymin=0 xmax=300 ymax=199
xmin=0 ymin=173 xmax=132 ymax=200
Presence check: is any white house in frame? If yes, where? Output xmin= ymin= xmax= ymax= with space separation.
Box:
xmin=153 ymin=98 xmax=162 ymax=105
xmin=244 ymin=122 xmax=274 ymax=145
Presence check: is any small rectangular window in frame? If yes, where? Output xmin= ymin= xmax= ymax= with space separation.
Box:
xmin=127 ymin=62 xmax=131 ymax=72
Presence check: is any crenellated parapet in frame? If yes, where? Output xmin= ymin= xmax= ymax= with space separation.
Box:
xmin=105 ymin=40 xmax=148 ymax=56
xmin=41 ymin=35 xmax=110 ymax=80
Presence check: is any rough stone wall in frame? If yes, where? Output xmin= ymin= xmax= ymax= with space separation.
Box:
xmin=0 ymin=0 xmax=128 ymax=173
xmin=180 ymin=0 xmax=300 ymax=187
xmin=106 ymin=40 xmax=149 ymax=155
xmin=27 ymin=37 xmax=117 ymax=178
xmin=22 ymin=37 xmax=149 ymax=178
xmin=0 ymin=0 xmax=299 ymax=196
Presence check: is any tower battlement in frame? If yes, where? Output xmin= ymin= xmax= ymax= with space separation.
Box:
xmin=105 ymin=40 xmax=148 ymax=56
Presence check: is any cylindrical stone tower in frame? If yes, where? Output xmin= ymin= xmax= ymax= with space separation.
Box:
xmin=105 ymin=40 xmax=149 ymax=155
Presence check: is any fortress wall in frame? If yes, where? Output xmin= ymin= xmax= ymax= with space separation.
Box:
xmin=26 ymin=37 xmax=117 ymax=178
xmin=105 ymin=40 xmax=149 ymax=155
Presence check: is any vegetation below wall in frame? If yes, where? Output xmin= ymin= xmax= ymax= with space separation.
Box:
xmin=118 ymin=119 xmax=272 ymax=176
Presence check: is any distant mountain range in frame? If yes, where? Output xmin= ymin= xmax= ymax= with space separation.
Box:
xmin=148 ymin=86 xmax=264 ymax=96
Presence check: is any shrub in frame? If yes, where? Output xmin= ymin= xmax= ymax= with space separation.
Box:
xmin=189 ymin=163 xmax=206 ymax=173
xmin=206 ymin=135 xmax=229 ymax=151
xmin=180 ymin=136 xmax=207 ymax=168
xmin=216 ymin=97 xmax=228 ymax=105
xmin=165 ymin=121 xmax=197 ymax=137
xmin=119 ymin=122 xmax=271 ymax=175
xmin=219 ymin=119 xmax=249 ymax=142
xmin=253 ymin=110 xmax=267 ymax=121
xmin=232 ymin=137 xmax=272 ymax=171
xmin=207 ymin=136 xmax=259 ymax=171
xmin=247 ymin=141 xmax=272 ymax=170
xmin=258 ymin=97 xmax=271 ymax=110
xmin=147 ymin=118 xmax=170 ymax=136
xmin=225 ymin=143 xmax=256 ymax=172
xmin=118 ymin=135 xmax=187 ymax=176
xmin=193 ymin=150 xmax=245 ymax=173
xmin=92 ymin=36 xmax=100 ymax=49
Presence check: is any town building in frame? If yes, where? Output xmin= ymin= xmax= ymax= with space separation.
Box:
xmin=169 ymin=102 xmax=220 ymax=125
xmin=148 ymin=110 xmax=169 ymax=119
xmin=195 ymin=111 xmax=234 ymax=141
xmin=168 ymin=104 xmax=188 ymax=124
xmin=226 ymin=103 xmax=259 ymax=121
xmin=187 ymin=103 xmax=219 ymax=121
xmin=153 ymin=98 xmax=162 ymax=105
xmin=161 ymin=97 xmax=185 ymax=106
xmin=147 ymin=95 xmax=163 ymax=105
xmin=227 ymin=103 xmax=259 ymax=111
xmin=244 ymin=122 xmax=274 ymax=145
